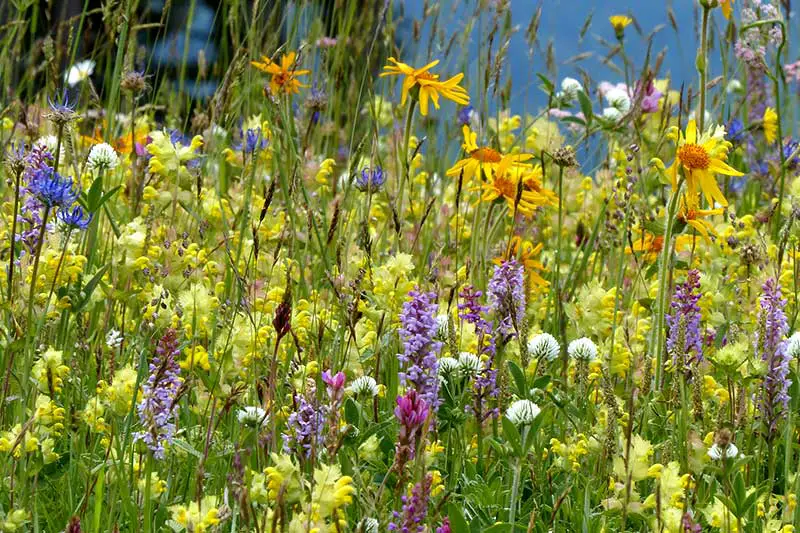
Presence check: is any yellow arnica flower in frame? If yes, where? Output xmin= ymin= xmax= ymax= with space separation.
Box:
xmin=609 ymin=15 xmax=633 ymax=35
xmin=251 ymin=51 xmax=310 ymax=95
xmin=447 ymin=125 xmax=530 ymax=181
xmin=480 ymin=154 xmax=556 ymax=217
xmin=496 ymin=236 xmax=549 ymax=290
xmin=720 ymin=0 xmax=734 ymax=19
xmin=763 ymin=107 xmax=778 ymax=144
xmin=380 ymin=57 xmax=469 ymax=116
xmin=679 ymin=197 xmax=723 ymax=241
xmin=668 ymin=119 xmax=743 ymax=209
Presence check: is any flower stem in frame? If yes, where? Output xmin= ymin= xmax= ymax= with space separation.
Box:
xmin=6 ymin=166 xmax=22 ymax=308
xmin=697 ymin=6 xmax=710 ymax=132
xmin=653 ymin=177 xmax=684 ymax=390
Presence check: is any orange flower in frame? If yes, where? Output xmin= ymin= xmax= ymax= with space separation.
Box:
xmin=496 ymin=236 xmax=549 ymax=291
xmin=251 ymin=51 xmax=310 ymax=95
xmin=380 ymin=58 xmax=469 ymax=116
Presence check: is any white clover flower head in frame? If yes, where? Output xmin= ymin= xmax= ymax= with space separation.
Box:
xmin=457 ymin=352 xmax=482 ymax=378
xmin=65 ymin=59 xmax=95 ymax=87
xmin=436 ymin=313 xmax=450 ymax=337
xmin=528 ymin=333 xmax=561 ymax=361
xmin=237 ymin=406 xmax=268 ymax=427
xmin=506 ymin=399 xmax=541 ymax=426
xmin=105 ymin=329 xmax=123 ymax=349
xmin=438 ymin=357 xmax=460 ymax=378
xmin=786 ymin=332 xmax=800 ymax=360
xmin=560 ymin=77 xmax=584 ymax=100
xmin=349 ymin=375 xmax=379 ymax=397
xmin=604 ymin=87 xmax=631 ymax=113
xmin=87 ymin=142 xmax=120 ymax=171
xmin=568 ymin=337 xmax=598 ymax=361
xmin=726 ymin=79 xmax=743 ymax=94
xmin=359 ymin=518 xmax=379 ymax=533
xmin=602 ymin=107 xmax=623 ymax=121
xmin=35 ymin=135 xmax=64 ymax=159
xmin=707 ymin=442 xmax=739 ymax=461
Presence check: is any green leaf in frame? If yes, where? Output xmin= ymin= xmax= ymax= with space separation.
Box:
xmin=507 ymin=361 xmax=528 ymax=398
xmin=74 ymin=265 xmax=109 ymax=312
xmin=172 ymin=438 xmax=203 ymax=459
xmin=536 ymin=73 xmax=555 ymax=96
xmin=447 ymin=503 xmax=470 ymax=533
xmin=560 ymin=116 xmax=586 ymax=126
xmin=577 ymin=90 xmax=593 ymax=125
xmin=502 ymin=416 xmax=522 ymax=457
xmin=344 ymin=398 xmax=360 ymax=426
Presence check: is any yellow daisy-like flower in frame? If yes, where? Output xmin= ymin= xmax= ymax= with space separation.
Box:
xmin=720 ymin=0 xmax=734 ymax=19
xmin=763 ymin=107 xmax=778 ymax=144
xmin=496 ymin=236 xmax=550 ymax=290
xmin=668 ymin=119 xmax=743 ymax=209
xmin=251 ymin=51 xmax=310 ymax=95
xmin=679 ymin=197 xmax=724 ymax=242
xmin=379 ymin=57 xmax=469 ymax=116
xmin=480 ymin=154 xmax=555 ymax=217
xmin=609 ymin=15 xmax=633 ymax=36
xmin=447 ymin=125 xmax=530 ymax=182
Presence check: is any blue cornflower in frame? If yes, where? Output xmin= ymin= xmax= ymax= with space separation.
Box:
xmin=28 ymin=167 xmax=78 ymax=208
xmin=783 ymin=139 xmax=800 ymax=170
xmin=47 ymin=89 xmax=77 ymax=122
xmin=237 ymin=128 xmax=268 ymax=155
xmin=356 ymin=166 xmax=386 ymax=192
xmin=458 ymin=105 xmax=475 ymax=126
xmin=6 ymin=142 xmax=26 ymax=173
xmin=57 ymin=205 xmax=93 ymax=230
xmin=305 ymin=85 xmax=328 ymax=124
xmin=726 ymin=118 xmax=746 ymax=145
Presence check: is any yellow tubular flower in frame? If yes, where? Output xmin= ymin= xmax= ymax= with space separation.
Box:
xmin=763 ymin=107 xmax=778 ymax=144
xmin=668 ymin=119 xmax=743 ymax=209
xmin=380 ymin=57 xmax=469 ymax=115
xmin=251 ymin=51 xmax=310 ymax=95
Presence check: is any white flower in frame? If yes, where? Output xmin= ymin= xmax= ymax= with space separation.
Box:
xmin=237 ymin=406 xmax=268 ymax=427
xmin=604 ymin=87 xmax=631 ymax=113
xmin=437 ymin=357 xmax=460 ymax=377
xmin=560 ymin=77 xmax=584 ymax=100
xmin=567 ymin=337 xmax=598 ymax=361
xmin=457 ymin=352 xmax=482 ymax=378
xmin=707 ymin=442 xmax=739 ymax=461
xmin=87 ymin=143 xmax=120 ymax=171
xmin=34 ymin=135 xmax=65 ymax=160
xmin=528 ymin=333 xmax=561 ymax=361
xmin=65 ymin=59 xmax=95 ymax=86
xmin=786 ymin=332 xmax=800 ymax=360
xmin=348 ymin=375 xmax=379 ymax=397
xmin=436 ymin=313 xmax=449 ymax=337
xmin=726 ymin=80 xmax=743 ymax=94
xmin=602 ymin=107 xmax=623 ymax=121
xmin=105 ymin=329 xmax=123 ymax=349
xmin=505 ymin=399 xmax=541 ymax=426
xmin=358 ymin=518 xmax=379 ymax=533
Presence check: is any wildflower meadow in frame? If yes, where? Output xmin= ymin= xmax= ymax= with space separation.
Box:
xmin=2 ymin=0 xmax=800 ymax=531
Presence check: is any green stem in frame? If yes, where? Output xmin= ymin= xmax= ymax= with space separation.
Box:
xmin=697 ymin=6 xmax=710 ymax=132
xmin=143 ymin=454 xmax=153 ymax=533
xmin=653 ymin=177 xmax=684 ymax=390
xmin=395 ymin=98 xmax=417 ymax=251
